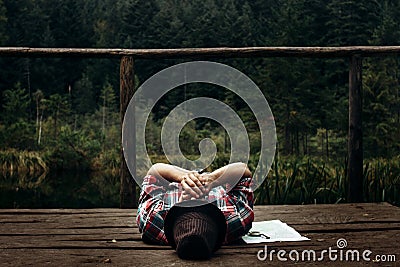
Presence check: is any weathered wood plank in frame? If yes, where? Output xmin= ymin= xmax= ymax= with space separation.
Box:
xmin=0 ymin=203 xmax=398 ymax=229
xmin=0 ymin=227 xmax=398 ymax=248
xmin=0 ymin=204 xmax=398 ymax=266
xmin=0 ymin=208 xmax=132 ymax=214
xmin=0 ymin=202 xmax=394 ymax=215
xmin=0 ymin=248 xmax=383 ymax=267
xmin=0 ymin=204 xmax=396 ymax=225
xmin=1 ymin=46 xmax=400 ymax=59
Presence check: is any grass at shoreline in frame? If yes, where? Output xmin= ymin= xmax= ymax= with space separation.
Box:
xmin=255 ymin=156 xmax=399 ymax=205
xmin=0 ymin=149 xmax=399 ymax=206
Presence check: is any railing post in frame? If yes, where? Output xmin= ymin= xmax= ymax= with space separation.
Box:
xmin=348 ymin=55 xmax=363 ymax=202
xmin=120 ymin=56 xmax=136 ymax=208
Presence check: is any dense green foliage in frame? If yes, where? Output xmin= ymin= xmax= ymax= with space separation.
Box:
xmin=1 ymin=154 xmax=398 ymax=208
xmin=0 ymin=0 xmax=399 ymax=206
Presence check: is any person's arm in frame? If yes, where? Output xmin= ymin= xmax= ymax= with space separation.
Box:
xmin=147 ymin=163 xmax=188 ymax=183
xmin=179 ymin=162 xmax=252 ymax=201
xmin=205 ymin=163 xmax=254 ymax=243
xmin=147 ymin=163 xmax=206 ymax=199
xmin=201 ymin=162 xmax=251 ymax=188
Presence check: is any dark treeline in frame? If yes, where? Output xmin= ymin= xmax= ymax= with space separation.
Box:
xmin=0 ymin=0 xmax=399 ymax=171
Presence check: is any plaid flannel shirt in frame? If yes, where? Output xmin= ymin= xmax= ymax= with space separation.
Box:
xmin=136 ymin=174 xmax=254 ymax=245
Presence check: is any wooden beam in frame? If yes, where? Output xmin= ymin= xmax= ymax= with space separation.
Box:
xmin=119 ymin=56 xmax=136 ymax=208
xmin=1 ymin=46 xmax=400 ymax=59
xmin=348 ymin=56 xmax=363 ymax=202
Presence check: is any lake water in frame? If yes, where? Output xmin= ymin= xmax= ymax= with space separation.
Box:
xmin=0 ymin=171 xmax=120 ymax=208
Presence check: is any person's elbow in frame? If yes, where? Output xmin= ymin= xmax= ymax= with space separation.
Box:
xmin=237 ymin=162 xmax=252 ymax=177
xmin=147 ymin=163 xmax=163 ymax=176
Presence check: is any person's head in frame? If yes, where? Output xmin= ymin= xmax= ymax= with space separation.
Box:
xmin=164 ymin=199 xmax=226 ymax=260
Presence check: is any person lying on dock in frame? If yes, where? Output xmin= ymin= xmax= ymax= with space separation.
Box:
xmin=136 ymin=162 xmax=254 ymax=260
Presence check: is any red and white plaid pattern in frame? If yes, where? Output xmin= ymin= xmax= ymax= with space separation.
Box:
xmin=136 ymin=175 xmax=254 ymax=245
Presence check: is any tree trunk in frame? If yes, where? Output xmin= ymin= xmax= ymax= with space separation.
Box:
xmin=38 ymin=112 xmax=43 ymax=145
xmin=36 ymin=98 xmax=39 ymax=145
xmin=325 ymin=129 xmax=329 ymax=159
xmin=296 ymin=128 xmax=299 ymax=155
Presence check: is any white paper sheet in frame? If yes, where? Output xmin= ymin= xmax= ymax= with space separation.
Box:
xmin=242 ymin=220 xmax=310 ymax=244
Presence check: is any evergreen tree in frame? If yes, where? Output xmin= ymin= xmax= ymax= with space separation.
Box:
xmin=42 ymin=93 xmax=70 ymax=142
xmin=370 ymin=0 xmax=400 ymax=45
xmin=0 ymin=0 xmax=6 ymax=44
xmin=99 ymin=82 xmax=117 ymax=135
xmin=121 ymin=0 xmax=158 ymax=48
xmin=0 ymin=0 xmax=8 ymax=105
xmin=325 ymin=0 xmax=380 ymax=45
xmin=0 ymin=0 xmax=398 ymax=162
xmin=1 ymin=84 xmax=29 ymax=124
xmin=363 ymin=57 xmax=400 ymax=157
xmin=362 ymin=0 xmax=400 ymax=157
xmin=73 ymin=73 xmax=96 ymax=115
xmin=0 ymin=84 xmax=34 ymax=149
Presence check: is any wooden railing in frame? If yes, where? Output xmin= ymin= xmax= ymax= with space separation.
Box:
xmin=1 ymin=46 xmax=400 ymax=58
xmin=1 ymin=46 xmax=400 ymax=207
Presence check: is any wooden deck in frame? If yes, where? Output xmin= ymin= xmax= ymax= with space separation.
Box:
xmin=0 ymin=203 xmax=398 ymax=266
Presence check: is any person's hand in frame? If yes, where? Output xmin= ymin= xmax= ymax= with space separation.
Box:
xmin=178 ymin=190 xmax=191 ymax=202
xmin=198 ymin=173 xmax=216 ymax=186
xmin=179 ymin=172 xmax=207 ymax=201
